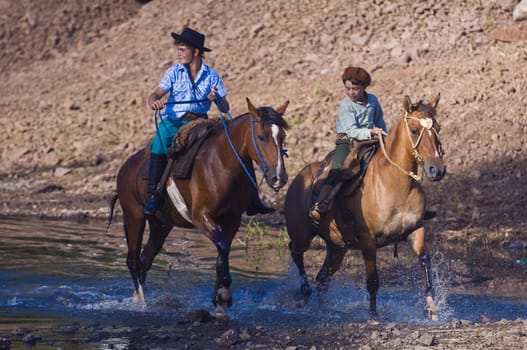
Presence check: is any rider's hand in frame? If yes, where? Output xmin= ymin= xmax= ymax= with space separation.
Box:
xmin=208 ymin=87 xmax=218 ymax=102
xmin=149 ymin=99 xmax=165 ymax=110
xmin=370 ymin=127 xmax=383 ymax=137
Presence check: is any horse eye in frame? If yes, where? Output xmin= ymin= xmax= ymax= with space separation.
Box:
xmin=411 ymin=128 xmax=418 ymax=135
xmin=258 ymin=135 xmax=265 ymax=141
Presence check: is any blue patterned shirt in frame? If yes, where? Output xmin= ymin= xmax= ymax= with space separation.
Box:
xmin=159 ymin=62 xmax=227 ymax=120
xmin=336 ymin=93 xmax=387 ymax=141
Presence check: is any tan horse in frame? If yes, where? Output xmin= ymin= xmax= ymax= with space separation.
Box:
xmin=109 ymin=98 xmax=289 ymax=312
xmin=284 ymin=94 xmax=445 ymax=320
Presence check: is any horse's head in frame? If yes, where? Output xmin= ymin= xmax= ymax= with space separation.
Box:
xmin=246 ymin=97 xmax=290 ymax=191
xmin=403 ymin=94 xmax=446 ymax=181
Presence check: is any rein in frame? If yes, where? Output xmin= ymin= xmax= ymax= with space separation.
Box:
xmin=214 ymin=94 xmax=270 ymax=190
xmin=378 ymin=112 xmax=437 ymax=182
xmin=164 ymin=99 xmax=209 ymax=104
xmin=152 ymin=97 xmax=211 ymax=150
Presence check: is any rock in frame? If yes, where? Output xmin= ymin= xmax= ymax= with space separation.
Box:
xmin=215 ymin=329 xmax=238 ymax=346
xmin=489 ymin=24 xmax=527 ymax=42
xmin=35 ymin=184 xmax=65 ymax=193
xmin=54 ymin=167 xmax=72 ymax=177
xmin=351 ymin=31 xmax=373 ymax=46
xmin=418 ymin=333 xmax=436 ymax=346
xmin=0 ymin=336 xmax=10 ymax=350
xmin=183 ymin=309 xmax=212 ymax=323
xmin=514 ymin=0 xmax=527 ymax=21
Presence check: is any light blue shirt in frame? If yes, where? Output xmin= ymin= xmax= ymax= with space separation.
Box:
xmin=336 ymin=93 xmax=387 ymax=141
xmin=159 ymin=62 xmax=227 ymax=120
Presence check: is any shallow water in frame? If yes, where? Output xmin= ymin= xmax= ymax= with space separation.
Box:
xmin=1 ymin=216 xmax=526 ymax=349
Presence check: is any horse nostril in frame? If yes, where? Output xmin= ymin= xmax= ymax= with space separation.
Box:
xmin=427 ymin=164 xmax=446 ymax=180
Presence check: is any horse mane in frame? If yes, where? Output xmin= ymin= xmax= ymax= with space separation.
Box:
xmin=238 ymin=106 xmax=289 ymax=130
xmin=412 ymin=100 xmax=437 ymax=119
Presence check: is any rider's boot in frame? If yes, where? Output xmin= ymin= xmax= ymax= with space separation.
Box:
xmin=309 ymin=183 xmax=336 ymax=226
xmin=144 ymin=153 xmax=168 ymax=216
xmin=309 ymin=168 xmax=342 ymax=226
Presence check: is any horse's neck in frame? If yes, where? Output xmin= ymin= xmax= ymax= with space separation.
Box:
xmin=373 ymin=120 xmax=417 ymax=188
xmin=219 ymin=116 xmax=252 ymax=167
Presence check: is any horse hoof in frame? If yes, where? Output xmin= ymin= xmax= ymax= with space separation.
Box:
xmin=215 ymin=287 xmax=233 ymax=308
xmin=425 ymin=295 xmax=439 ymax=321
xmin=424 ymin=307 xmax=439 ymax=321
xmin=132 ymin=287 xmax=146 ymax=305
xmin=214 ymin=306 xmax=229 ymax=319
xmin=424 ymin=308 xmax=439 ymax=321
xmin=368 ymin=310 xmax=379 ymax=320
xmin=294 ymin=286 xmax=312 ymax=308
xmin=301 ymin=283 xmax=312 ymax=297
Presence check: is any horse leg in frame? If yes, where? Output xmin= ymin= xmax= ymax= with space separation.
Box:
xmin=408 ymin=227 xmax=438 ymax=321
xmin=289 ymin=242 xmax=312 ymax=304
xmin=193 ymin=209 xmax=236 ymax=313
xmin=315 ymin=242 xmax=346 ymax=296
xmin=123 ymin=212 xmax=147 ymax=304
xmin=140 ymin=217 xmax=173 ymax=282
xmin=211 ymin=230 xmax=233 ymax=310
xmin=361 ymin=244 xmax=379 ymax=318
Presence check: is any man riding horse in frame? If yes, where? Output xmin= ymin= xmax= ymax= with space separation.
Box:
xmin=144 ymin=26 xmax=274 ymax=216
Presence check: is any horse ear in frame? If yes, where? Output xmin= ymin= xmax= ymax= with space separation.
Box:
xmin=275 ymin=100 xmax=290 ymax=115
xmin=246 ymin=97 xmax=261 ymax=121
xmin=428 ymin=93 xmax=441 ymax=109
xmin=403 ymin=95 xmax=413 ymax=114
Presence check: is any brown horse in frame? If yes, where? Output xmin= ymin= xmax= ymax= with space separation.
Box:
xmin=284 ymin=94 xmax=445 ymax=320
xmin=109 ymin=98 xmax=289 ymax=312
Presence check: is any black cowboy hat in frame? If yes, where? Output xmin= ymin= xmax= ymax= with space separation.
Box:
xmin=171 ymin=27 xmax=211 ymax=52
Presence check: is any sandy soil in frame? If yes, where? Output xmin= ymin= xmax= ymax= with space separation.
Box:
xmin=1 ymin=0 xmax=527 ymax=348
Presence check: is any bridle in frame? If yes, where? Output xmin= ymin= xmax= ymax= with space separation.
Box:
xmin=218 ymin=108 xmax=285 ymax=190
xmin=378 ymin=111 xmax=442 ymax=182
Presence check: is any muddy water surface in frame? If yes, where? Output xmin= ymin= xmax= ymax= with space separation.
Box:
xmin=1 ymin=216 xmax=526 ymax=349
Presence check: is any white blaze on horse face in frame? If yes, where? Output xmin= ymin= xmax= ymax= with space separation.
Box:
xmin=421 ymin=118 xmax=442 ymax=158
xmin=427 ymin=129 xmax=441 ymax=158
xmin=425 ymin=128 xmax=442 ymax=158
xmin=271 ymin=124 xmax=283 ymax=180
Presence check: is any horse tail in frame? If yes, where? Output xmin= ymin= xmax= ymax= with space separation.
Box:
xmin=106 ymin=192 xmax=119 ymax=234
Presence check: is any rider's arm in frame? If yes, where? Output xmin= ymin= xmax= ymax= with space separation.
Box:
xmin=147 ymin=87 xmax=168 ymax=110
xmin=217 ymin=96 xmax=230 ymax=113
xmin=207 ymin=87 xmax=230 ymax=113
